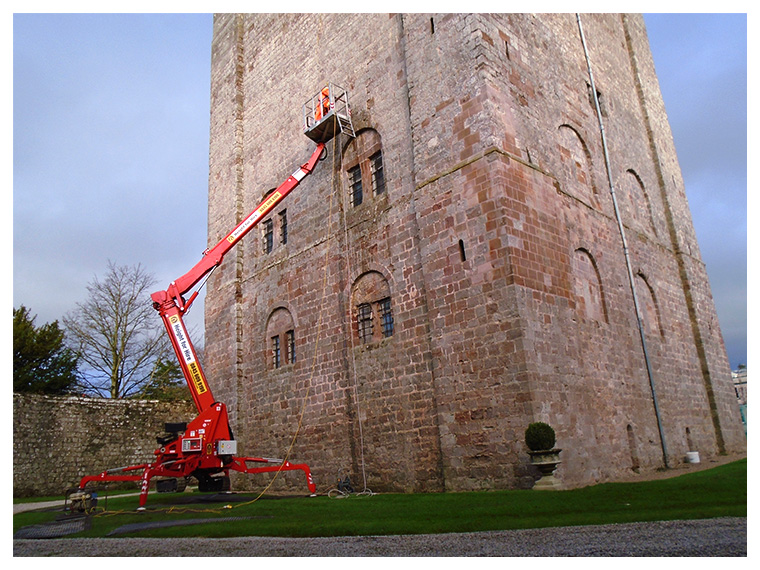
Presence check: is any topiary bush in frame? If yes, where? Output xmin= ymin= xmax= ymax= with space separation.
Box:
xmin=525 ymin=422 xmax=556 ymax=451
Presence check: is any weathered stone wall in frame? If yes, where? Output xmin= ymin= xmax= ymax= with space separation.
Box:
xmin=13 ymin=393 xmax=196 ymax=497
xmin=204 ymin=13 xmax=746 ymax=494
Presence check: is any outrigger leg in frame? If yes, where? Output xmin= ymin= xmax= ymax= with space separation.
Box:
xmin=229 ymin=456 xmax=317 ymax=496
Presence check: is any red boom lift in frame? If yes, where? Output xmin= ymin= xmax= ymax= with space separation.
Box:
xmin=69 ymin=85 xmax=355 ymax=511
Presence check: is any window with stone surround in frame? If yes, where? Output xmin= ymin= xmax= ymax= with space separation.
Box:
xmin=262 ymin=218 xmax=274 ymax=254
xmin=266 ymin=307 xmax=296 ymax=370
xmin=271 ymin=335 xmax=281 ymax=368
xmin=349 ymin=164 xmax=363 ymax=207
xmin=279 ymin=209 xmax=288 ymax=245
xmin=357 ymin=303 xmax=373 ymax=344
xmin=351 ymin=270 xmax=394 ymax=345
xmin=285 ymin=329 xmax=295 ymax=364
xmin=343 ymin=129 xmax=385 ymax=208
xmin=378 ymin=297 xmax=394 ymax=337
xmin=370 ymin=151 xmax=385 ymax=195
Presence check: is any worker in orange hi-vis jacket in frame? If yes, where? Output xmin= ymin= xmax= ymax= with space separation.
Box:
xmin=315 ymin=86 xmax=330 ymax=121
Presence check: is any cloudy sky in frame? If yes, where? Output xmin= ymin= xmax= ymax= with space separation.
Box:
xmin=12 ymin=13 xmax=748 ymax=368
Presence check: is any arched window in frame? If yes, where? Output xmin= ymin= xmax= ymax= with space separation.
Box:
xmin=634 ymin=273 xmax=663 ymax=338
xmin=343 ymin=129 xmax=385 ymax=208
xmin=557 ymin=125 xmax=596 ymax=205
xmin=265 ymin=307 xmax=296 ymax=369
xmin=572 ymin=248 xmax=607 ymax=323
xmin=622 ymin=169 xmax=656 ymax=234
xmin=351 ymin=271 xmax=393 ymax=344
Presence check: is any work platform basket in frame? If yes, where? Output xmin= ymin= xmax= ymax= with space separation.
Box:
xmin=303 ymin=83 xmax=355 ymax=143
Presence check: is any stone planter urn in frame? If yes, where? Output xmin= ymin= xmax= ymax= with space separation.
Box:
xmin=525 ymin=421 xmax=562 ymax=490
xmin=528 ymin=448 xmax=562 ymax=490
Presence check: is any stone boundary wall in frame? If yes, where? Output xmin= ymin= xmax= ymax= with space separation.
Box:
xmin=13 ymin=393 xmax=196 ymax=497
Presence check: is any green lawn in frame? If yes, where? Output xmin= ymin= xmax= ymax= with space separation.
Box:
xmin=14 ymin=459 xmax=746 ymax=539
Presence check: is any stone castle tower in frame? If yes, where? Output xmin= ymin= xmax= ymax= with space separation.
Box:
xmin=204 ymin=13 xmax=745 ymax=492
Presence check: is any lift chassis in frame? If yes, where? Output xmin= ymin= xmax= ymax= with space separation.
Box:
xmin=73 ymin=140 xmax=328 ymax=510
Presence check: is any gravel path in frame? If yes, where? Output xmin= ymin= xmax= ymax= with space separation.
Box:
xmin=13 ymin=517 xmax=746 ymax=556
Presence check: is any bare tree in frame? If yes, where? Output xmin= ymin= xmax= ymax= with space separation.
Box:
xmin=63 ymin=261 xmax=168 ymax=398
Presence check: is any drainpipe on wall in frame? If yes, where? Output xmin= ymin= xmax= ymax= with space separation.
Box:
xmin=576 ymin=14 xmax=670 ymax=469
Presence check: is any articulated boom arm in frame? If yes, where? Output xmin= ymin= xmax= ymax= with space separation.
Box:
xmin=150 ymin=142 xmax=326 ymax=413
xmin=73 ymin=89 xmax=351 ymax=509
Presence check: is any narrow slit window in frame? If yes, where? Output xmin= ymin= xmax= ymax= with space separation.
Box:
xmin=272 ymin=335 xmax=281 ymax=369
xmin=279 ymin=210 xmax=288 ymax=245
xmin=263 ymin=219 xmax=274 ymax=254
xmin=370 ymin=151 xmax=385 ymax=195
xmin=285 ymin=329 xmax=295 ymax=364
xmin=357 ymin=303 xmax=373 ymax=344
xmin=349 ymin=164 xmax=363 ymax=207
xmin=458 ymin=239 xmax=467 ymax=262
xmin=430 ymin=17 xmax=435 ymax=34
xmin=378 ymin=297 xmax=394 ymax=338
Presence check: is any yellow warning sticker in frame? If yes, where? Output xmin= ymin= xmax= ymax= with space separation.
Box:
xmin=226 ymin=191 xmax=283 ymax=244
xmin=188 ymin=361 xmax=207 ymax=395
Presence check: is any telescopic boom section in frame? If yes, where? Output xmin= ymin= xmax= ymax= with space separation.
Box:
xmin=150 ymin=142 xmax=326 ymax=413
